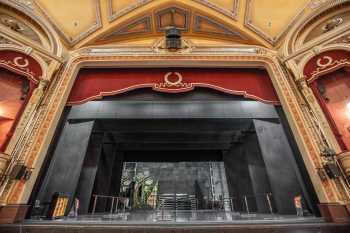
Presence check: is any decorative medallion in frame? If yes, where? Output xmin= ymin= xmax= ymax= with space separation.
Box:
xmin=153 ymin=72 xmax=193 ymax=92
xmin=316 ymin=56 xmax=334 ymax=68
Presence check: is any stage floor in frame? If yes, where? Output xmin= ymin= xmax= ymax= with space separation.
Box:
xmin=28 ymin=210 xmax=323 ymax=225
xmin=1 ymin=211 xmax=350 ymax=233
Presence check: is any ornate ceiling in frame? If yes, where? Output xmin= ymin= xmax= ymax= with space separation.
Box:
xmin=6 ymin=0 xmax=336 ymax=48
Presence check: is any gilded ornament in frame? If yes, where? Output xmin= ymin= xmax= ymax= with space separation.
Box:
xmin=316 ymin=56 xmax=333 ymax=68
xmin=322 ymin=17 xmax=343 ymax=33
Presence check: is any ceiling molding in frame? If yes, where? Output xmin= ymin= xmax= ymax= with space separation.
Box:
xmin=108 ymin=0 xmax=153 ymax=23
xmin=193 ymin=14 xmax=247 ymax=40
xmin=192 ymin=0 xmax=239 ymax=20
xmin=244 ymin=0 xmax=308 ymax=45
xmin=99 ymin=15 xmax=152 ymax=41
xmin=34 ymin=0 xmax=102 ymax=46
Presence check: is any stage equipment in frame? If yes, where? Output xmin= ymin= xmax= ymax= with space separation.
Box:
xmin=165 ymin=26 xmax=181 ymax=50
xmin=9 ymin=164 xmax=26 ymax=180
xmin=8 ymin=163 xmax=33 ymax=180
xmin=46 ymin=192 xmax=69 ymax=219
xmin=324 ymin=162 xmax=341 ymax=179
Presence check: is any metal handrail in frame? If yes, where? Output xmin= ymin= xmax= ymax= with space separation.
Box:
xmin=91 ymin=194 xmax=128 ymax=215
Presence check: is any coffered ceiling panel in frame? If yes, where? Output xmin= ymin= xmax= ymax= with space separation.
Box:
xmin=108 ymin=0 xmax=152 ymax=21
xmin=245 ymin=0 xmax=309 ymax=44
xmin=34 ymin=0 xmax=101 ymax=45
xmin=192 ymin=0 xmax=239 ymax=19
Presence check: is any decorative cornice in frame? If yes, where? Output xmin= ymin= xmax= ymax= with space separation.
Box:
xmin=33 ymin=0 xmax=102 ymax=46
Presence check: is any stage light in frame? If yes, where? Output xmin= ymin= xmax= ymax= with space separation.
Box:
xmin=0 ymin=103 xmax=4 ymax=117
xmin=346 ymin=102 xmax=350 ymax=119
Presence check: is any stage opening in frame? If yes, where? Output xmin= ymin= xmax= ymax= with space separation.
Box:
xmin=28 ymin=86 xmax=319 ymax=223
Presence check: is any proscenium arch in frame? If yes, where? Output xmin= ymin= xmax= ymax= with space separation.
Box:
xmin=298 ymin=46 xmax=350 ymax=153
xmin=74 ymin=0 xmax=272 ymax=49
xmin=9 ymin=49 xmax=341 ymax=206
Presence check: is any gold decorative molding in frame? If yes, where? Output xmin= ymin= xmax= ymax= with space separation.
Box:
xmin=107 ymin=0 xmax=153 ymax=22
xmin=33 ymin=0 xmax=102 ymax=46
xmin=107 ymin=0 xmax=239 ymax=23
xmin=191 ymin=0 xmax=239 ymax=20
xmin=193 ymin=14 xmax=247 ymax=40
xmin=99 ymin=15 xmax=152 ymax=41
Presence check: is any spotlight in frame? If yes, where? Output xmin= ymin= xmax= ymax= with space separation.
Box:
xmin=346 ymin=102 xmax=350 ymax=119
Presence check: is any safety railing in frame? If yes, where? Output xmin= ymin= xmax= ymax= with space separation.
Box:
xmin=91 ymin=194 xmax=129 ymax=215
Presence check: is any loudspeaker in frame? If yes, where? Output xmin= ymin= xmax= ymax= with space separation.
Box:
xmin=324 ymin=162 xmax=341 ymax=179
xmin=9 ymin=164 xmax=26 ymax=180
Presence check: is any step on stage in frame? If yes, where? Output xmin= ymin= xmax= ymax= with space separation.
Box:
xmin=0 ymin=211 xmax=349 ymax=233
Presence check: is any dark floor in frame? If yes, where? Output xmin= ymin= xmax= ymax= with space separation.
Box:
xmin=1 ymin=211 xmax=350 ymax=233
xmin=0 ymin=222 xmax=350 ymax=233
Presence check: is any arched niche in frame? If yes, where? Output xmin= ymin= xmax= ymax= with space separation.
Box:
xmin=0 ymin=49 xmax=43 ymax=151
xmin=303 ymin=49 xmax=350 ymax=151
